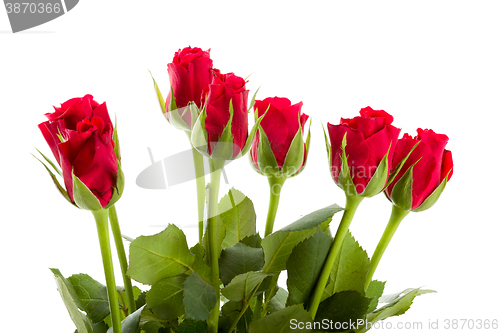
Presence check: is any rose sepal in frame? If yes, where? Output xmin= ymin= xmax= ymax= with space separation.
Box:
xmin=167 ymin=86 xmax=198 ymax=132
xmin=239 ymin=105 xmax=268 ymax=158
xmin=255 ymin=124 xmax=280 ymax=176
xmin=150 ymin=72 xmax=198 ymax=132
xmin=72 ymin=170 xmax=103 ymax=211
xmin=211 ymin=100 xmax=236 ymax=160
xmin=322 ymin=122 xmax=332 ymax=169
xmin=104 ymin=159 xmax=125 ymax=209
xmin=150 ymin=71 xmax=167 ymax=116
xmin=248 ymin=87 xmax=260 ymax=114
xmin=191 ymin=105 xmax=210 ymax=156
xmin=389 ymin=159 xmax=421 ymax=211
xmin=33 ymin=150 xmax=76 ymax=207
xmin=336 ymin=133 xmax=357 ymax=196
xmin=289 ymin=118 xmax=311 ymax=178
xmin=358 ymin=143 xmax=391 ymax=197
xmin=411 ymin=169 xmax=452 ymax=212
xmin=278 ymin=115 xmax=305 ymax=177
xmin=383 ymin=141 xmax=420 ymax=191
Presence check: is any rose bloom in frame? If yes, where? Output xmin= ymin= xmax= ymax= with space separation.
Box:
xmin=328 ymin=107 xmax=401 ymax=194
xmin=38 ymin=95 xmax=118 ymax=207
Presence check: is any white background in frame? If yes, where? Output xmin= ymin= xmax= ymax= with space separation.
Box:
xmin=1 ymin=1 xmax=499 ymax=332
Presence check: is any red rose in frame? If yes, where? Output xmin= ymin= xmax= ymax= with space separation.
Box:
xmin=166 ymin=46 xmax=213 ymax=127
xmin=385 ymin=128 xmax=453 ymax=211
xmin=203 ymin=71 xmax=249 ymax=158
xmin=327 ymin=107 xmax=401 ymax=195
xmin=250 ymin=97 xmax=309 ymax=175
xmin=38 ymin=95 xmax=120 ymax=209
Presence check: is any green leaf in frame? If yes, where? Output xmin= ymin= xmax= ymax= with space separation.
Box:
xmin=177 ymin=318 xmax=208 ymax=333
xmin=128 ymin=224 xmax=197 ymax=285
xmin=137 ymin=308 xmax=170 ymax=332
xmin=315 ymin=291 xmax=371 ymax=332
xmin=67 ymin=273 xmax=110 ymax=323
xmin=33 ymin=154 xmax=75 ymax=206
xmin=219 ymin=301 xmax=253 ymax=333
xmin=268 ymin=287 xmax=288 ymax=313
xmin=72 ymin=171 xmax=102 ymax=211
xmin=146 ymin=275 xmax=186 ymax=321
xmin=219 ymin=242 xmax=264 ymax=285
xmin=249 ymin=304 xmax=312 ymax=333
xmin=91 ymin=320 xmax=109 ymax=333
xmin=183 ymin=272 xmax=217 ymax=321
xmin=220 ymin=188 xmax=257 ymax=249
xmin=262 ymin=204 xmax=342 ymax=273
xmin=329 ymin=231 xmax=371 ymax=295
xmin=240 ymin=234 xmax=262 ymax=248
xmin=365 ymin=280 xmax=386 ymax=312
xmin=50 ymin=269 xmax=93 ymax=333
xmin=221 ymin=272 xmax=270 ymax=302
xmin=356 ymin=288 xmax=435 ymax=333
xmin=106 ymin=305 xmax=145 ymax=333
xmin=286 ymin=228 xmax=332 ymax=307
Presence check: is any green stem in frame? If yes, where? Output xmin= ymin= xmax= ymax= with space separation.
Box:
xmin=206 ymin=158 xmax=224 ymax=333
xmin=264 ymin=176 xmax=286 ymax=237
xmin=92 ymin=209 xmax=122 ymax=333
xmin=191 ymin=144 xmax=206 ymax=244
xmin=308 ymin=194 xmax=364 ymax=319
xmin=252 ymin=176 xmax=286 ymax=320
xmin=364 ymin=205 xmax=409 ymax=291
xmin=108 ymin=205 xmax=136 ymax=315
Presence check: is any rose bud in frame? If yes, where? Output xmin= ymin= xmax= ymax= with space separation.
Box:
xmin=152 ymin=46 xmax=214 ymax=132
xmin=385 ymin=128 xmax=453 ymax=212
xmin=37 ymin=95 xmax=124 ymax=210
xmin=249 ymin=97 xmax=310 ymax=177
xmin=191 ymin=71 xmax=265 ymax=161
xmin=326 ymin=107 xmax=401 ymax=197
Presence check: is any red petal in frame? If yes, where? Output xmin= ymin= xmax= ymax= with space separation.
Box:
xmin=328 ymin=123 xmax=369 ymax=192
xmin=364 ymin=124 xmax=401 ymax=179
xmin=441 ymin=149 xmax=453 ymax=182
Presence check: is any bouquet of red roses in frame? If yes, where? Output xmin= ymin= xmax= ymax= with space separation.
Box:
xmin=36 ymin=46 xmax=453 ymax=333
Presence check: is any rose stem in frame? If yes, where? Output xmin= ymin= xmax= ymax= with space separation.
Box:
xmin=206 ymin=158 xmax=224 ymax=333
xmin=92 ymin=209 xmax=122 ymax=333
xmin=108 ymin=205 xmax=136 ymax=314
xmin=254 ymin=175 xmax=286 ymax=320
xmin=308 ymin=194 xmax=364 ymax=319
xmin=364 ymin=205 xmax=409 ymax=291
xmin=264 ymin=175 xmax=286 ymax=237
xmin=191 ymin=143 xmax=206 ymax=244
